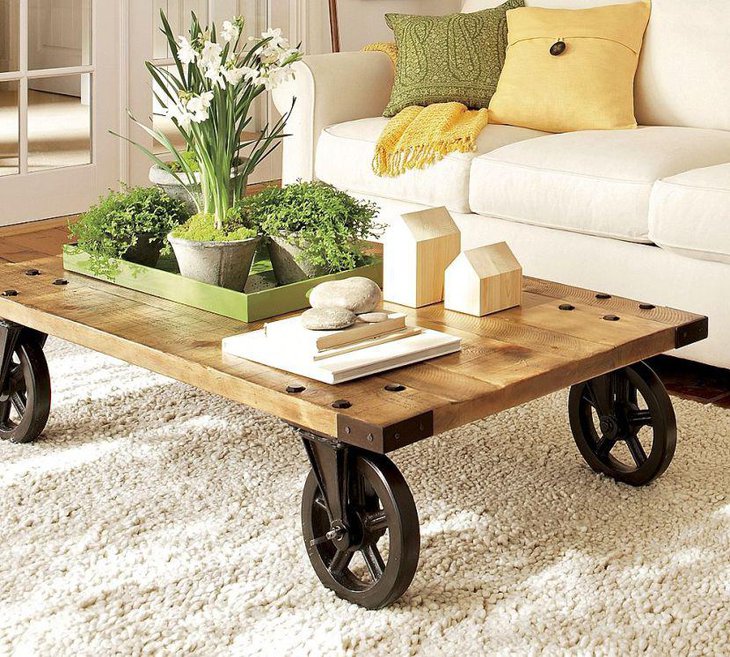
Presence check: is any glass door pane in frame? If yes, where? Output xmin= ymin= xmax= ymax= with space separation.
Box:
xmin=28 ymin=0 xmax=91 ymax=70
xmin=0 ymin=80 xmax=19 ymax=175
xmin=28 ymin=72 xmax=91 ymax=171
xmin=0 ymin=0 xmax=20 ymax=73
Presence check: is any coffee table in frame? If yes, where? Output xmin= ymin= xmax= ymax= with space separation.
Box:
xmin=0 ymin=256 xmax=707 ymax=609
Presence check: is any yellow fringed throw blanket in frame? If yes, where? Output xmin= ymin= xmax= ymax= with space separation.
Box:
xmin=364 ymin=43 xmax=490 ymax=178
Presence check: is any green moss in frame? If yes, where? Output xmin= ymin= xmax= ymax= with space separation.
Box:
xmin=166 ymin=150 xmax=200 ymax=173
xmin=171 ymin=212 xmax=258 ymax=242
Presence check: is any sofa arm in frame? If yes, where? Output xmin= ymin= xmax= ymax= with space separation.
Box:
xmin=272 ymin=51 xmax=394 ymax=184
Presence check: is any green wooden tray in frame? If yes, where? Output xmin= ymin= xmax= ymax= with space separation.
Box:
xmin=62 ymin=245 xmax=383 ymax=323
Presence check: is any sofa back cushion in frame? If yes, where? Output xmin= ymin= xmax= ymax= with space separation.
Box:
xmin=462 ymin=0 xmax=730 ymax=132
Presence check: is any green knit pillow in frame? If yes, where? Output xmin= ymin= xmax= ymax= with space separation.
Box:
xmin=383 ymin=0 xmax=523 ymax=118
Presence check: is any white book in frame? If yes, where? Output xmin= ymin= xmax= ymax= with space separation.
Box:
xmin=222 ymin=328 xmax=461 ymax=384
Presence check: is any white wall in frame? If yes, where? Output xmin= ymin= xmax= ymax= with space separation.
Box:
xmin=307 ymin=0 xmax=461 ymax=54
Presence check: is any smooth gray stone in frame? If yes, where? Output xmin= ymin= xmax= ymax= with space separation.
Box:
xmin=301 ymin=307 xmax=357 ymax=331
xmin=359 ymin=312 xmax=389 ymax=323
xmin=309 ymin=277 xmax=382 ymax=314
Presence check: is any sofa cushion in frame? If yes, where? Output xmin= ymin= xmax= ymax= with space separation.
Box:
xmin=488 ymin=2 xmax=650 ymax=133
xmin=383 ymin=1 xmax=522 ymax=117
xmin=315 ymin=117 xmax=547 ymax=213
xmin=649 ymin=164 xmax=730 ymax=264
xmin=469 ymin=126 xmax=730 ymax=242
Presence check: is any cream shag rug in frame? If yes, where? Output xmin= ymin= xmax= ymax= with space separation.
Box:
xmin=0 ymin=339 xmax=728 ymax=657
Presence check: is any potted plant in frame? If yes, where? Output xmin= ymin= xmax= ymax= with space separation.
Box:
xmin=121 ymin=12 xmax=301 ymax=291
xmin=168 ymin=203 xmax=259 ymax=291
xmin=243 ymin=181 xmax=382 ymax=285
xmin=148 ymin=150 xmax=200 ymax=216
xmin=69 ymin=186 xmax=188 ymax=279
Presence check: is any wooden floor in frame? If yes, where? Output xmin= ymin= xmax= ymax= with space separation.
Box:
xmin=2 ymin=217 xmax=729 ymax=408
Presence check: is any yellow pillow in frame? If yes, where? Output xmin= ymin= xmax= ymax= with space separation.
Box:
xmin=488 ymin=1 xmax=651 ymax=133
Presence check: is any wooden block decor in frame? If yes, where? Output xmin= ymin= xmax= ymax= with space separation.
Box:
xmin=444 ymin=242 xmax=522 ymax=317
xmin=383 ymin=207 xmax=461 ymax=308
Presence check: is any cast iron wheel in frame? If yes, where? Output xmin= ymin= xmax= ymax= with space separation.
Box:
xmin=569 ymin=361 xmax=676 ymax=486
xmin=0 ymin=340 xmax=51 ymax=444
xmin=301 ymin=452 xmax=420 ymax=609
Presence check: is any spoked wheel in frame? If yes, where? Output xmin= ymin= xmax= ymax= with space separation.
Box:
xmin=301 ymin=451 xmax=420 ymax=609
xmin=569 ymin=361 xmax=676 ymax=486
xmin=0 ymin=340 xmax=51 ymax=444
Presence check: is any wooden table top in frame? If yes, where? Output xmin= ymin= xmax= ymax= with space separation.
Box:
xmin=0 ymin=256 xmax=707 ymax=453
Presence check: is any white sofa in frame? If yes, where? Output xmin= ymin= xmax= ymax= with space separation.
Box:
xmin=274 ymin=0 xmax=730 ymax=369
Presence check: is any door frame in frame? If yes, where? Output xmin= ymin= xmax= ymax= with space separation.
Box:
xmin=0 ymin=0 xmax=121 ymax=226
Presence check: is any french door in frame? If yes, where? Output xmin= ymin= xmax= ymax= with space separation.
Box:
xmin=0 ymin=0 xmax=120 ymax=226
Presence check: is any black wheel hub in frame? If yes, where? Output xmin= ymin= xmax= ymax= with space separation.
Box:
xmin=328 ymin=520 xmax=355 ymax=550
xmin=598 ymin=415 xmax=618 ymax=438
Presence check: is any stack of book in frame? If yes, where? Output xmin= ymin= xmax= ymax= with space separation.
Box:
xmin=222 ymin=312 xmax=461 ymax=384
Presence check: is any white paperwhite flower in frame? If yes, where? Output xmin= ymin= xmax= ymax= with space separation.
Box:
xmin=166 ymin=103 xmax=193 ymax=130
xmin=221 ymin=20 xmax=240 ymax=44
xmin=188 ymin=108 xmax=208 ymax=124
xmin=261 ymin=27 xmax=289 ymax=50
xmin=222 ymin=65 xmax=245 ymax=86
xmin=177 ymin=37 xmax=197 ymax=65
xmin=239 ymin=65 xmax=261 ymax=85
xmin=259 ymin=47 xmax=280 ymax=65
xmin=261 ymin=65 xmax=294 ymax=90
xmin=185 ymin=91 xmax=214 ymax=123
xmin=277 ymin=48 xmax=299 ymax=66
xmin=204 ymin=64 xmax=227 ymax=89
xmin=199 ymin=41 xmax=223 ymax=68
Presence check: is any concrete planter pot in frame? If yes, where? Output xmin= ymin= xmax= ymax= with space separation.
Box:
xmin=149 ymin=163 xmax=249 ymax=218
xmin=149 ymin=165 xmax=199 ymax=216
xmin=168 ymin=234 xmax=261 ymax=292
xmin=268 ymin=236 xmax=328 ymax=285
xmin=123 ymin=233 xmax=164 ymax=268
